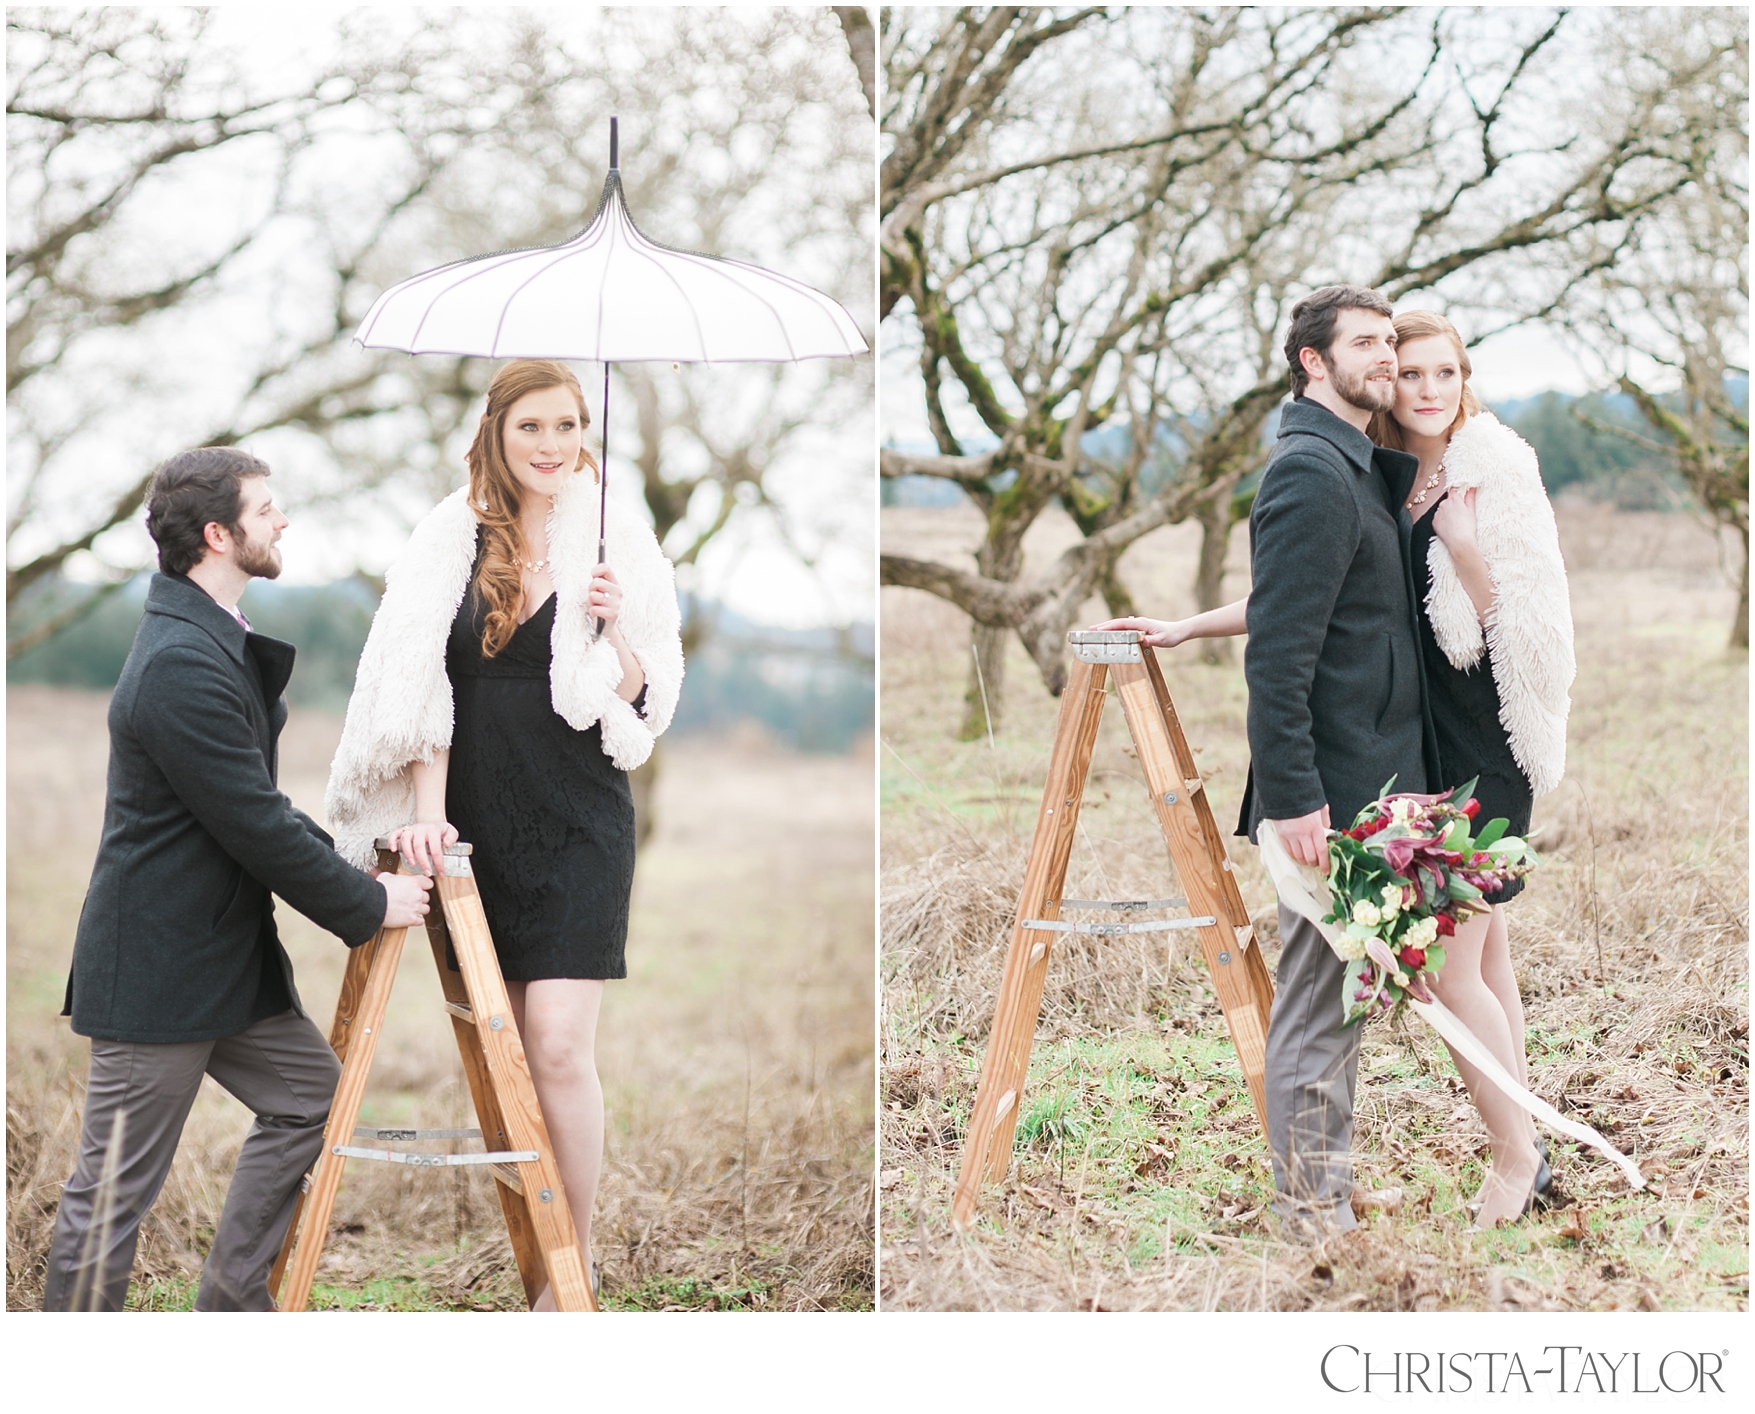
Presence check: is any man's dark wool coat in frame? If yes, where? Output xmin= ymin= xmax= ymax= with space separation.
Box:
xmin=63 ymin=572 xmax=384 ymax=1043
xmin=1238 ymin=397 xmax=1443 ymax=841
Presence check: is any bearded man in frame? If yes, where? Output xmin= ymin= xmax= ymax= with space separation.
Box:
xmin=1236 ymin=285 xmax=1441 ymax=1240
xmin=43 ymin=446 xmax=434 ymax=1310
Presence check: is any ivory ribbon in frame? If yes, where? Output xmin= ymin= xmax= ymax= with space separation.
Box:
xmin=1257 ymin=821 xmax=1646 ymax=1192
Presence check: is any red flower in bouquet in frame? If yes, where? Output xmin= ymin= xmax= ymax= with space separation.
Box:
xmin=1322 ymin=777 xmax=1537 ymax=1025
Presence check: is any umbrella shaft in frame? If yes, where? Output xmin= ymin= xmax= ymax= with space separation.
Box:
xmin=596 ymin=362 xmax=611 ymax=636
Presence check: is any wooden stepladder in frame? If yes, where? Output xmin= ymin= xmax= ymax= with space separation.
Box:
xmin=270 ymin=840 xmax=596 ymax=1311
xmin=951 ymin=631 xmax=1277 ymax=1231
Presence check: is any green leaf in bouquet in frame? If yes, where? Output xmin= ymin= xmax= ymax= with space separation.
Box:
xmin=1377 ymin=774 xmax=1399 ymax=799
xmin=1472 ymin=816 xmax=1509 ymax=850
xmin=1489 ymin=836 xmax=1529 ymax=864
xmin=1449 ymin=875 xmax=1482 ymax=900
xmin=1450 ymin=775 xmax=1480 ymax=811
xmin=1424 ymin=943 xmax=1446 ymax=976
xmin=1442 ymin=816 xmax=1470 ymax=851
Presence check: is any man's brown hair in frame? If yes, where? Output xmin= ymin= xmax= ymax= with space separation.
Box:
xmin=1283 ymin=285 xmax=1395 ymax=397
xmin=145 ymin=447 xmax=271 ymax=576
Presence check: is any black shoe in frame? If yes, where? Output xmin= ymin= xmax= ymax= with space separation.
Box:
xmin=1469 ymin=1142 xmax=1551 ymax=1220
xmin=1532 ymin=1138 xmax=1554 ymax=1208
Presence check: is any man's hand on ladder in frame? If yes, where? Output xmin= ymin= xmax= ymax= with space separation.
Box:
xmin=378 ymin=872 xmax=433 ymax=927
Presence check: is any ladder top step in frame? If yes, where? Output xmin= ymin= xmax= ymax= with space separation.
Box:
xmin=1066 ymin=630 xmax=1142 ymax=664
xmin=374 ymin=837 xmax=474 ymax=855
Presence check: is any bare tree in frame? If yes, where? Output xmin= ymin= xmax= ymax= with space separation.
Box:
xmin=1563 ymin=11 xmax=1748 ymax=647
xmin=881 ymin=6 xmax=1728 ymax=736
xmin=8 ymin=9 xmax=872 ymax=667
xmin=6 ymin=8 xmax=472 ymax=654
xmin=834 ymin=6 xmax=877 ymax=120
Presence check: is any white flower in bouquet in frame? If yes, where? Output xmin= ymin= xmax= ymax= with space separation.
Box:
xmin=1379 ymin=886 xmax=1402 ymax=918
xmin=1390 ymin=797 xmax=1418 ymax=824
xmin=1405 ymin=915 xmax=1439 ymax=949
xmin=1351 ymin=898 xmax=1382 ymax=927
xmin=1336 ymin=928 xmax=1370 ymax=960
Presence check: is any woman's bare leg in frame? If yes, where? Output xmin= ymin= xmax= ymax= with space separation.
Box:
xmin=1480 ymin=904 xmax=1539 ymax=1160
xmin=506 ymin=977 xmax=605 ymax=1309
xmin=1479 ymin=905 xmax=1534 ymax=1094
xmin=1429 ymin=910 xmax=1539 ymax=1226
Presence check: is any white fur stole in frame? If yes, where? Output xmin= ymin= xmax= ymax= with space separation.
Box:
xmin=324 ymin=472 xmax=683 ymax=868
xmin=1423 ymin=411 xmax=1574 ymax=798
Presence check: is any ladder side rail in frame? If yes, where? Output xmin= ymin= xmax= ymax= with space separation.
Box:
xmin=276 ymin=852 xmax=413 ymax=1311
xmin=421 ymin=906 xmax=551 ymax=1309
xmin=438 ymin=870 xmax=597 ymax=1311
xmin=950 ymin=659 xmax=1109 ymax=1229
xmin=1111 ymin=662 xmax=1274 ymax=1135
xmin=1141 ymin=650 xmax=1254 ymax=929
xmin=984 ymin=661 xmax=1111 ymax=1181
xmin=267 ymin=925 xmax=383 ymax=1300
xmin=1139 ymin=651 xmax=1280 ymax=1102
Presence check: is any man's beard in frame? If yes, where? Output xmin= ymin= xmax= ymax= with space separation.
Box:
xmin=1325 ymin=356 xmax=1395 ymax=413
xmin=235 ymin=534 xmax=282 ymax=580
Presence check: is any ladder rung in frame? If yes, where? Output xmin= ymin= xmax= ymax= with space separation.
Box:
xmin=443 ymin=1001 xmax=476 ymax=1025
xmin=1021 ymin=916 xmax=1216 ymax=936
xmin=1057 ymin=897 xmax=1186 ymax=912
xmin=490 ymin=1162 xmax=523 ymax=1195
xmin=334 ymin=1145 xmax=538 ymax=1167
xmin=352 ymin=1126 xmax=481 ymax=1142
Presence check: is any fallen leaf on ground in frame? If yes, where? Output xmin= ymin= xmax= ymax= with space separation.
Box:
xmin=1350 ymin=1185 xmax=1404 ymax=1216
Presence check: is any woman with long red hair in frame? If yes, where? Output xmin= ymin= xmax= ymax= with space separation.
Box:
xmin=1097 ymin=310 xmax=1574 ymax=1229
xmin=328 ymin=358 xmax=684 ymax=1303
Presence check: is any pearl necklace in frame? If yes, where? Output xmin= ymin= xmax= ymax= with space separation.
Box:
xmin=518 ymin=557 xmax=552 ymax=574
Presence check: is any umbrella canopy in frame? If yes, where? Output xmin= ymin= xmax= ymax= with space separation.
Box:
xmin=355 ymin=124 xmax=867 ymax=364
xmin=353 ymin=118 xmax=866 ymax=625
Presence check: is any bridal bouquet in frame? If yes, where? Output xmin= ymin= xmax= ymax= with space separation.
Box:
xmin=1326 ymin=779 xmax=1536 ymax=1025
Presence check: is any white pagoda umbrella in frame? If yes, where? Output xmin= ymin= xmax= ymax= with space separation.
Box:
xmin=355 ymin=117 xmax=868 ymax=613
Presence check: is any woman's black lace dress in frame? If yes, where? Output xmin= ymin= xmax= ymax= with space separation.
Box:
xmin=1410 ymin=491 xmax=1531 ymax=905
xmin=444 ymin=568 xmax=642 ymax=980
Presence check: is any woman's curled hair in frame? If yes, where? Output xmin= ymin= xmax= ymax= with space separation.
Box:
xmin=464 ymin=359 xmax=596 ymax=657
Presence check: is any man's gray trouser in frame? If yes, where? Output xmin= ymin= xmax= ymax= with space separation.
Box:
xmin=1265 ymin=904 xmax=1363 ymax=1240
xmin=42 ymin=1008 xmax=340 ymax=1311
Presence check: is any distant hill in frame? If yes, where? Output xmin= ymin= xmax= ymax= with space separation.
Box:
xmin=8 ymin=575 xmax=873 ymax=753
xmin=883 ymin=386 xmax=1705 ymax=512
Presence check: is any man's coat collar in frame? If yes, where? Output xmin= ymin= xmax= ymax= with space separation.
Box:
xmin=1280 ymin=396 xmax=1419 ymax=508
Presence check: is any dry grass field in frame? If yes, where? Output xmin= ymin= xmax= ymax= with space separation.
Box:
xmin=879 ymin=501 xmax=1747 ymax=1311
xmin=7 ymin=697 xmax=874 ymax=1311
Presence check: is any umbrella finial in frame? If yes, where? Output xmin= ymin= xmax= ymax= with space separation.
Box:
xmin=609 ymin=115 xmax=618 ymax=172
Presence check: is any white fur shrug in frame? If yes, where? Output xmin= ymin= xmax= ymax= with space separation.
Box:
xmin=1423 ymin=410 xmax=1574 ymax=798
xmin=325 ymin=472 xmax=684 ymax=868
